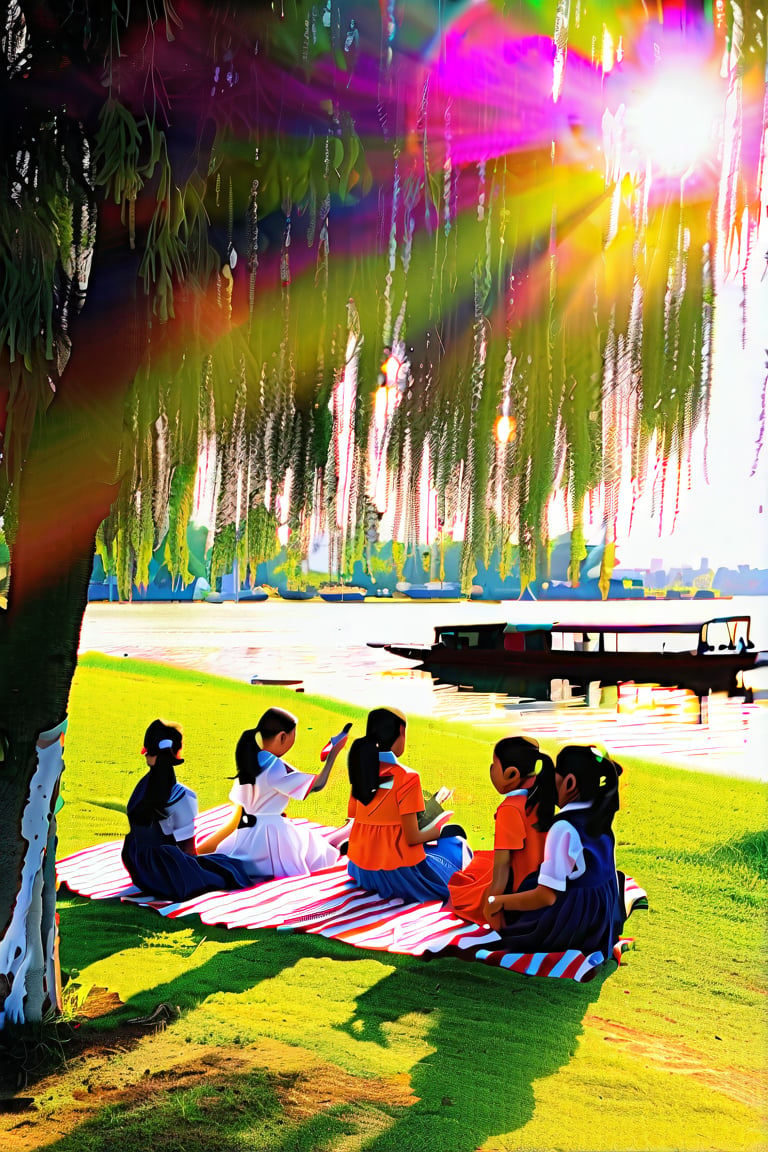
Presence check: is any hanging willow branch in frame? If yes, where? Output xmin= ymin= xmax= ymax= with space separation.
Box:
xmin=3 ymin=0 xmax=760 ymax=609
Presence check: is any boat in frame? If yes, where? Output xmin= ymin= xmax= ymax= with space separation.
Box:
xmin=319 ymin=585 xmax=368 ymax=603
xmin=250 ymin=677 xmax=304 ymax=690
xmin=278 ymin=587 xmax=317 ymax=601
xmin=204 ymin=586 xmax=269 ymax=603
xmin=374 ymin=616 xmax=768 ymax=699
xmin=398 ymin=581 xmax=463 ymax=600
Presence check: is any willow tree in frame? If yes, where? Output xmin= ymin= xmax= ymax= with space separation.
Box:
xmin=1 ymin=0 xmax=765 ymax=1027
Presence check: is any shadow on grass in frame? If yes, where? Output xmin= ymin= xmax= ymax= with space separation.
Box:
xmin=42 ymin=1058 xmax=373 ymax=1152
xmin=56 ymin=894 xmax=311 ymax=1024
xmin=50 ymin=896 xmax=608 ymax=1152
xmin=331 ymin=957 xmax=607 ymax=1152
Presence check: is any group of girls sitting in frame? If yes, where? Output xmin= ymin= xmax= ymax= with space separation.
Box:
xmin=122 ymin=707 xmax=626 ymax=960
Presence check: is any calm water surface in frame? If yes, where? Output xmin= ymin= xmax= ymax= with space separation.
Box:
xmin=79 ymin=598 xmax=768 ymax=780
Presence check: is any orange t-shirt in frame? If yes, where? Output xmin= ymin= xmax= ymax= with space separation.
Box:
xmin=347 ymin=759 xmax=426 ymax=870
xmin=448 ymin=788 xmax=546 ymax=924
xmin=494 ymin=792 xmax=546 ymax=892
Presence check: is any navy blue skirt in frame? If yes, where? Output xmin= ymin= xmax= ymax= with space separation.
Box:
xmin=499 ymin=876 xmax=624 ymax=961
xmin=122 ymin=823 xmax=253 ymax=902
xmin=348 ymin=835 xmax=466 ymax=904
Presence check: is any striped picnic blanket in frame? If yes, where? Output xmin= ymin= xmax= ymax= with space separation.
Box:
xmin=56 ymin=805 xmax=647 ymax=982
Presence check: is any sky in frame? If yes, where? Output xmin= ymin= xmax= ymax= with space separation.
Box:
xmin=611 ymin=230 xmax=768 ymax=572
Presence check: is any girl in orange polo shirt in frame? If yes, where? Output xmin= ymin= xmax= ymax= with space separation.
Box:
xmin=447 ymin=736 xmax=554 ymax=926
xmin=346 ymin=708 xmax=470 ymax=903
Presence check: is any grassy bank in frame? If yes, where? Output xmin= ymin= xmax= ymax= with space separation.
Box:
xmin=5 ymin=654 xmax=765 ymax=1151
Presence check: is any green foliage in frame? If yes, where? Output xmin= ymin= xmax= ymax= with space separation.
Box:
xmin=137 ymin=132 xmax=187 ymax=322
xmin=209 ymin=524 xmax=236 ymax=588
xmin=390 ymin=541 xmax=406 ymax=581
xmin=164 ymin=462 xmax=197 ymax=587
xmin=243 ymin=503 xmax=279 ymax=584
xmin=93 ymin=99 xmax=144 ymax=208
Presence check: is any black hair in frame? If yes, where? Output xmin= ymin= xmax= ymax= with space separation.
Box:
xmin=348 ymin=708 xmax=406 ymax=805
xmin=129 ymin=719 xmax=183 ymax=825
xmin=554 ymin=744 xmax=623 ymax=837
xmin=493 ymin=735 xmax=557 ymax=830
xmin=235 ymin=708 xmax=298 ymax=785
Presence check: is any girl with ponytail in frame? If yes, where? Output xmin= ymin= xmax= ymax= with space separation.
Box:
xmin=448 ymin=736 xmax=555 ymax=926
xmin=483 ymin=744 xmax=626 ymax=963
xmin=122 ymin=720 xmax=252 ymax=900
xmin=197 ymin=708 xmax=350 ymax=879
xmin=345 ymin=708 xmax=470 ymax=904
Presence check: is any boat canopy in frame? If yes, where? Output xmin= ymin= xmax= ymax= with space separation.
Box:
xmin=502 ymin=620 xmax=738 ymax=636
xmin=500 ymin=617 xmax=754 ymax=653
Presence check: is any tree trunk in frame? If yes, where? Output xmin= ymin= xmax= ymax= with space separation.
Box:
xmin=0 ymin=540 xmax=93 ymax=1027
xmin=0 ymin=227 xmax=145 ymax=1028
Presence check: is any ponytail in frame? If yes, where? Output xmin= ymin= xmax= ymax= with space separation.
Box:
xmin=555 ymin=744 xmax=622 ymax=837
xmin=348 ymin=736 xmax=382 ymax=804
xmin=236 ymin=709 xmax=298 ymax=785
xmin=348 ymin=707 xmax=405 ymax=805
xmin=129 ymin=719 xmax=183 ymax=825
xmin=235 ymin=728 xmax=261 ymax=785
xmin=525 ymin=751 xmax=558 ymax=831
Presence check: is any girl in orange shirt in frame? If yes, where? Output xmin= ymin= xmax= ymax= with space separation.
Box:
xmin=346 ymin=708 xmax=470 ymax=903
xmin=447 ymin=736 xmax=554 ymax=926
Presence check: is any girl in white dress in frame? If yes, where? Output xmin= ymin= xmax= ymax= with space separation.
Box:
xmin=198 ymin=708 xmax=350 ymax=879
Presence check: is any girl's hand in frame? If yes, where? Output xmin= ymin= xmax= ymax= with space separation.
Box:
xmin=329 ymin=733 xmax=349 ymax=757
xmin=321 ymin=734 xmax=348 ymax=770
xmin=483 ymin=892 xmax=511 ymax=919
xmin=320 ymin=723 xmax=352 ymax=762
xmin=418 ymin=808 xmax=455 ymax=840
xmin=197 ymin=805 xmax=241 ymax=853
xmin=309 ymin=733 xmax=349 ymax=794
xmin=402 ymin=809 xmax=455 ymax=847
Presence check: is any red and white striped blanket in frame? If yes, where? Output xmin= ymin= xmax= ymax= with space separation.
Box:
xmin=56 ymin=805 xmax=647 ymax=982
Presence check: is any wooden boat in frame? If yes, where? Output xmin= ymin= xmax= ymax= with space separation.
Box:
xmin=376 ymin=617 xmax=767 ymax=698
xmin=250 ymin=677 xmax=304 ymax=689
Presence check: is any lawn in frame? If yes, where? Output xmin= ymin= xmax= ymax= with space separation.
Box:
xmin=3 ymin=653 xmax=765 ymax=1151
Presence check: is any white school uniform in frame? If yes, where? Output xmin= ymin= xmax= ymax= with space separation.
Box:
xmin=218 ymin=750 xmax=339 ymax=878
xmin=158 ymin=783 xmax=198 ymax=842
xmin=536 ymin=800 xmax=592 ymax=890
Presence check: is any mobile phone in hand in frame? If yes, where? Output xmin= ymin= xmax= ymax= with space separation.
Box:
xmin=320 ymin=722 xmax=353 ymax=761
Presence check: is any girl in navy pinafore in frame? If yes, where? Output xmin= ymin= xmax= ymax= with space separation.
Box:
xmin=122 ymin=719 xmax=252 ymax=901
xmin=485 ymin=745 xmax=625 ymax=963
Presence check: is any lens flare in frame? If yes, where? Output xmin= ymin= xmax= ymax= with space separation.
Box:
xmin=626 ymin=66 xmax=722 ymax=177
xmin=494 ymin=414 xmax=517 ymax=444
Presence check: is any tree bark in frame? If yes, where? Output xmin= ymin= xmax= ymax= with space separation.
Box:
xmin=0 ymin=229 xmax=145 ymax=1028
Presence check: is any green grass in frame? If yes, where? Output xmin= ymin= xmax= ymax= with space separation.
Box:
xmin=36 ymin=656 xmax=768 ymax=1150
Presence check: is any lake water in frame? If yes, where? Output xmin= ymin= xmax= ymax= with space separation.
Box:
xmin=79 ymin=597 xmax=768 ymax=781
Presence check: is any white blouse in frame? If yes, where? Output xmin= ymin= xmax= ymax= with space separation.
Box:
xmin=537 ymin=800 xmax=592 ymax=891
xmin=158 ymin=783 xmax=198 ymax=842
xmin=228 ymin=750 xmax=315 ymax=816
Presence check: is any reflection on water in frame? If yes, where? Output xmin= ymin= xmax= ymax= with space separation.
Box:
xmin=79 ymin=599 xmax=768 ymax=780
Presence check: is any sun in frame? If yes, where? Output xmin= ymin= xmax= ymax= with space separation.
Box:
xmin=625 ymin=65 xmax=722 ymax=179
